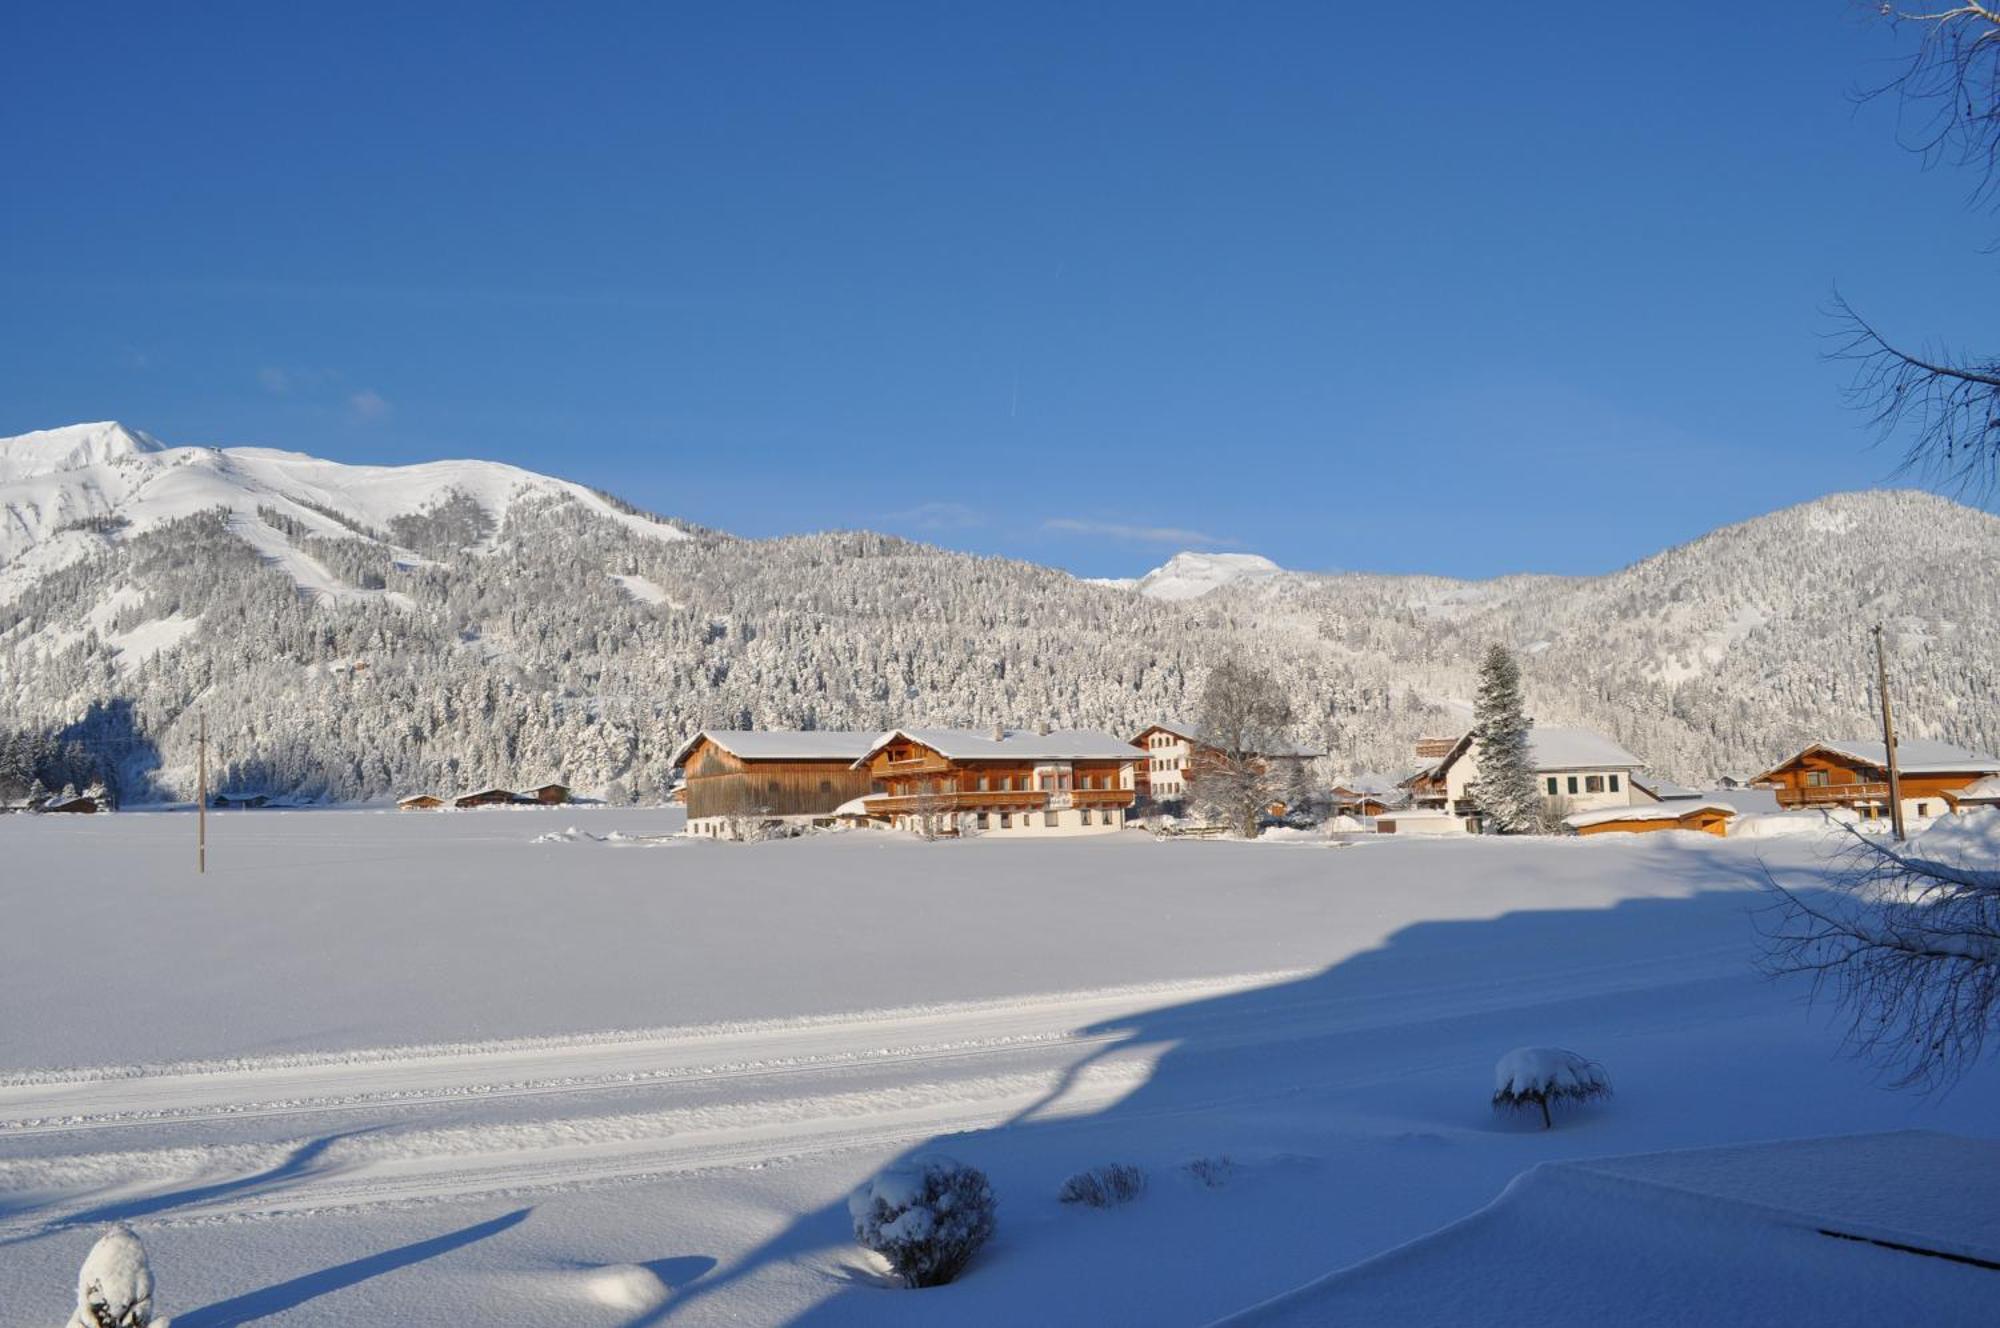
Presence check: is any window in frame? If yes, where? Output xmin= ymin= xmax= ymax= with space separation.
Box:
xmin=1079 ymin=809 xmax=1092 ymax=826
xmin=976 ymin=813 xmax=990 ymax=830
xmin=1585 ymin=775 xmax=1605 ymax=794
xmin=767 ymin=779 xmax=781 ymax=793
xmin=999 ymin=813 xmax=1011 ymax=829
xmin=1044 ymin=811 xmax=1058 ymax=827
xmin=1608 ymin=774 xmax=1620 ymax=792
xmin=1916 ymin=802 xmax=1931 ymax=817
xmin=1546 ymin=777 xmax=1558 ymax=795
xmin=977 ymin=775 xmax=989 ymax=792
xmin=1806 ymin=770 xmax=1831 ymax=787
xmin=1566 ymin=776 xmax=1579 ymax=795
xmin=819 ymin=780 xmax=833 ymax=793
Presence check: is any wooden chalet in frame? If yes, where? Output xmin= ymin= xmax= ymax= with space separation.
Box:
xmin=857 ymin=727 xmax=1137 ymax=836
xmin=519 ymin=783 xmax=570 ymax=805
xmin=212 ymin=792 xmax=269 ymax=809
xmin=1566 ymin=801 xmax=1735 ymax=838
xmin=1329 ymin=786 xmax=1393 ymax=818
xmin=670 ymin=730 xmax=883 ymax=838
xmin=398 ymin=794 xmax=446 ymax=811
xmin=1752 ymin=740 xmax=2000 ymax=820
xmin=454 ymin=788 xmax=519 ymax=810
xmin=41 ymin=791 xmax=108 ymax=814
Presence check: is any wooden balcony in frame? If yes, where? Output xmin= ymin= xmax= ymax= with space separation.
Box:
xmin=864 ymin=787 xmax=1133 ymax=815
xmin=1775 ymin=782 xmax=1889 ymax=808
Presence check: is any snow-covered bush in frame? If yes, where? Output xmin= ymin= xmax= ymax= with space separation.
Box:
xmin=1182 ymin=1155 xmax=1235 ymax=1188
xmin=1492 ymin=1047 xmax=1611 ymax=1129
xmin=1058 ymin=1162 xmax=1146 ymax=1208
xmin=847 ymin=1155 xmax=996 ymax=1288
xmin=68 ymin=1223 xmax=161 ymax=1328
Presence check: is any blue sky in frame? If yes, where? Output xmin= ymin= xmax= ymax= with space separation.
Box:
xmin=3 ymin=4 xmax=1990 ymax=578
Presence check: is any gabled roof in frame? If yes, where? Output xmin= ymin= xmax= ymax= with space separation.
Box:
xmin=1413 ymin=726 xmax=1645 ymax=781
xmin=669 ymin=729 xmax=884 ymax=768
xmin=1129 ymin=720 xmax=1324 ymax=759
xmin=1565 ymin=800 xmax=1735 ymax=830
xmin=1753 ymin=739 xmax=2000 ymax=783
xmin=1526 ymin=727 xmax=1644 ymax=771
xmin=1633 ymin=777 xmax=1704 ymax=802
xmin=855 ymin=727 xmax=1142 ymax=766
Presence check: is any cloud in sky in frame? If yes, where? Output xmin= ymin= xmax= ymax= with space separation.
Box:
xmin=888 ymin=501 xmax=984 ymax=531
xmin=1042 ymin=517 xmax=1232 ymax=548
xmin=348 ymin=388 xmax=391 ymax=421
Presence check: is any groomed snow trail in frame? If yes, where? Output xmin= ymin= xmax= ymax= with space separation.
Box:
xmin=0 ymin=942 xmax=1744 ymax=1237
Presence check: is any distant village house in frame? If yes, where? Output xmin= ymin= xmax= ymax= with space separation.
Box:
xmin=856 ymin=727 xmax=1138 ymax=836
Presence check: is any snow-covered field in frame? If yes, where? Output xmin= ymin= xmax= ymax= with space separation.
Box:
xmin=1 ymin=810 xmax=1993 ymax=1325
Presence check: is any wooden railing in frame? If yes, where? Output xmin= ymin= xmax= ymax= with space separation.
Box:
xmin=1776 ymin=782 xmax=1889 ymax=807
xmin=864 ymin=787 xmax=1132 ymax=815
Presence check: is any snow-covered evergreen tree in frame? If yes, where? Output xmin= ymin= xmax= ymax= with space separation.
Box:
xmin=1470 ymin=644 xmax=1542 ymax=833
xmin=67 ymin=1223 xmax=159 ymax=1328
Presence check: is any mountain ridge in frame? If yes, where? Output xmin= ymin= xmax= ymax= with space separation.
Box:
xmin=2 ymin=422 xmax=1994 ymax=803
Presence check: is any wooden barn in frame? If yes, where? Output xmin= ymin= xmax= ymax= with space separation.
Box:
xmin=519 ymin=783 xmax=571 ymax=805
xmin=670 ymin=730 xmax=883 ymax=838
xmin=40 ymin=792 xmax=107 ymax=814
xmin=454 ymin=788 xmax=519 ymax=810
xmin=1752 ymin=740 xmax=2000 ymax=822
xmin=1566 ymin=801 xmax=1736 ymax=838
xmin=211 ymin=792 xmax=269 ymax=809
xmin=856 ymin=727 xmax=1138 ymax=836
xmin=398 ymin=794 xmax=446 ymax=811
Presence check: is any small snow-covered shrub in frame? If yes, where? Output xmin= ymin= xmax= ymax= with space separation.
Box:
xmin=1182 ymin=1155 xmax=1235 ymax=1188
xmin=1492 ymin=1047 xmax=1611 ymax=1129
xmin=848 ymin=1155 xmax=996 ymax=1288
xmin=1058 ymin=1163 xmax=1146 ymax=1208
xmin=69 ymin=1223 xmax=160 ymax=1328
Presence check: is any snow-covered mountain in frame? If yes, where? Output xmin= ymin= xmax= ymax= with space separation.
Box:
xmin=1098 ymin=551 xmax=1289 ymax=601
xmin=0 ymin=422 xmax=687 ymax=600
xmin=3 ymin=421 xmax=1997 ymax=804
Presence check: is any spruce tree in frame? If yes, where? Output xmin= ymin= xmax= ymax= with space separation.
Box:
xmin=1472 ymin=644 xmax=1541 ymax=833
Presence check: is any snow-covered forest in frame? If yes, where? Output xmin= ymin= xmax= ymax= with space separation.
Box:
xmin=3 ymin=424 xmax=1996 ymax=803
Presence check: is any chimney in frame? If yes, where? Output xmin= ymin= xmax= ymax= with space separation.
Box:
xmin=991 ymin=722 xmax=1006 ymax=742
xmin=1037 ymin=719 xmax=1051 ymax=736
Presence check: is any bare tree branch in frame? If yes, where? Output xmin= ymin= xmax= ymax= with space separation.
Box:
xmin=1827 ymin=292 xmax=2000 ymax=492
xmin=1831 ymin=6 xmax=2000 ymax=488
xmin=1757 ymin=818 xmax=2000 ymax=1093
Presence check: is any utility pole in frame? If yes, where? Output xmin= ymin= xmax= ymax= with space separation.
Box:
xmin=197 ymin=710 xmax=208 ymax=873
xmin=1873 ymin=625 xmax=1905 ymax=842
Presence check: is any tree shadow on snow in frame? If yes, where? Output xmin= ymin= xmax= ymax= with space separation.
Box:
xmin=175 ymin=1207 xmax=531 ymax=1327
xmin=645 ymin=842 xmax=1890 ymax=1325
xmin=0 ymin=1125 xmax=388 ymax=1247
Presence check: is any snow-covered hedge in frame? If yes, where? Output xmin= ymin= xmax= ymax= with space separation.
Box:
xmin=69 ymin=1223 xmax=161 ymax=1328
xmin=848 ymin=1155 xmax=996 ymax=1288
xmin=1492 ymin=1047 xmax=1611 ymax=1129
xmin=1058 ymin=1162 xmax=1146 ymax=1208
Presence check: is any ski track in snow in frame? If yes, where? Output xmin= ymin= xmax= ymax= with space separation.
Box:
xmin=0 ymin=945 xmax=1746 ymax=1236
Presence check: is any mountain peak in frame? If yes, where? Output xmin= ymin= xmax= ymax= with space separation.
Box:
xmin=1131 ymin=550 xmax=1285 ymax=601
xmin=0 ymin=422 xmax=166 ymax=481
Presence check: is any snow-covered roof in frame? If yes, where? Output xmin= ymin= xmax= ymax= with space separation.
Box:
xmin=669 ymin=729 xmax=884 ymax=768
xmin=1131 ymin=720 xmax=1324 ymax=760
xmin=1633 ymin=777 xmax=1704 ymax=801
xmin=1415 ymin=726 xmax=1644 ymax=780
xmin=1759 ymin=739 xmax=2000 ymax=780
xmin=1565 ymin=801 xmax=1735 ymax=830
xmin=1956 ymin=775 xmax=2000 ymax=803
xmin=855 ymin=727 xmax=1142 ymax=765
xmin=1525 ymin=727 xmax=1644 ymax=772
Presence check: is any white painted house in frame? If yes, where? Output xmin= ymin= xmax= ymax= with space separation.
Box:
xmin=1129 ymin=720 xmax=1323 ymax=805
xmin=1404 ymin=726 xmax=1649 ymax=824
